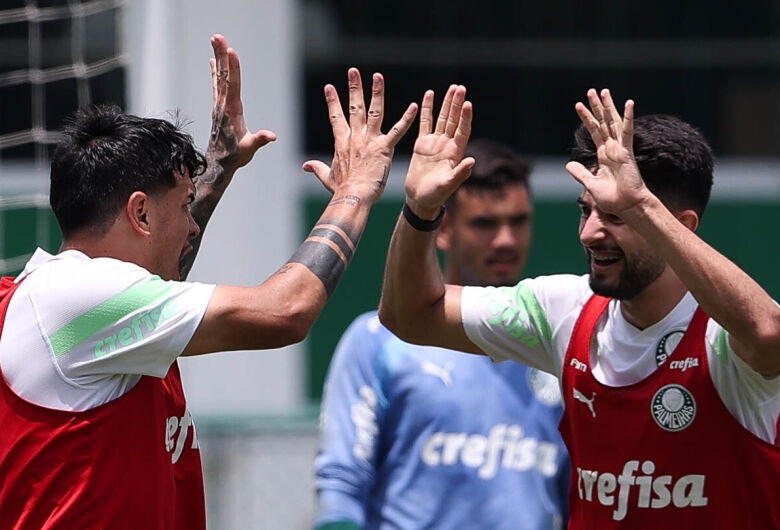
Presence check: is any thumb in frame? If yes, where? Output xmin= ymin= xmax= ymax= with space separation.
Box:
xmin=449 ymin=156 xmax=476 ymax=187
xmin=250 ymin=129 xmax=277 ymax=150
xmin=302 ymin=160 xmax=335 ymax=193
xmin=565 ymin=161 xmax=593 ymax=187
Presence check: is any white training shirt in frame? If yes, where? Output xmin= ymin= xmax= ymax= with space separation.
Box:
xmin=0 ymin=248 xmax=216 ymax=411
xmin=461 ymin=274 xmax=780 ymax=444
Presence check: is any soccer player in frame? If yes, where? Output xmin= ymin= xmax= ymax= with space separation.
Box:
xmin=379 ymin=85 xmax=780 ymax=528
xmin=314 ymin=139 xmax=569 ymax=530
xmin=0 ymin=35 xmax=418 ymax=528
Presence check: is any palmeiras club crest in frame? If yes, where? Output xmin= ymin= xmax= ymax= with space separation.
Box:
xmin=651 ymin=384 xmax=696 ymax=432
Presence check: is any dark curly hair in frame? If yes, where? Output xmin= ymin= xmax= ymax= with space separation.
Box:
xmin=50 ymin=105 xmax=207 ymax=237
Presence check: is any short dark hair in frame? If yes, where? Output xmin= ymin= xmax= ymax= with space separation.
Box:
xmin=570 ymin=114 xmax=714 ymax=217
xmin=446 ymin=139 xmax=532 ymax=211
xmin=50 ymin=105 xmax=207 ymax=237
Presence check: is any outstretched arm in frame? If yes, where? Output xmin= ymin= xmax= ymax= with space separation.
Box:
xmin=566 ymin=89 xmax=780 ymax=375
xmin=379 ymin=85 xmax=483 ymax=354
xmin=183 ymin=69 xmax=417 ymax=355
xmin=179 ymin=34 xmax=277 ymax=279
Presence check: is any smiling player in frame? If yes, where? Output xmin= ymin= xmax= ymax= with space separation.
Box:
xmin=380 ymin=86 xmax=780 ymax=528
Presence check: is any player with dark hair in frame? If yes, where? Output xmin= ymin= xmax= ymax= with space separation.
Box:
xmin=0 ymin=34 xmax=418 ymax=528
xmin=380 ymin=86 xmax=780 ymax=528
xmin=50 ymin=107 xmax=207 ymax=239
xmin=440 ymin=139 xmax=535 ymax=287
xmin=447 ymin=139 xmax=532 ymax=206
xmin=314 ymin=135 xmax=569 ymax=530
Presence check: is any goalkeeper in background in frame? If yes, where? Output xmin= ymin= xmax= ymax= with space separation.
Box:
xmin=314 ymin=131 xmax=570 ymax=530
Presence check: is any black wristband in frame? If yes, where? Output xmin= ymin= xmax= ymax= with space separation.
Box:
xmin=402 ymin=202 xmax=445 ymax=232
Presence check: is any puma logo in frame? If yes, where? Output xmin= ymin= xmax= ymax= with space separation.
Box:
xmin=573 ymin=388 xmax=597 ymax=418
xmin=422 ymin=361 xmax=454 ymax=387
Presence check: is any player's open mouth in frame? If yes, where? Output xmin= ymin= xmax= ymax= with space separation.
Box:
xmin=180 ymin=245 xmax=193 ymax=260
xmin=589 ymin=250 xmax=623 ymax=270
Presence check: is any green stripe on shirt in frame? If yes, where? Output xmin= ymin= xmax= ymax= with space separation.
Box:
xmin=514 ymin=282 xmax=554 ymax=347
xmin=49 ymin=277 xmax=173 ymax=358
xmin=712 ymin=327 xmax=730 ymax=365
xmin=488 ymin=281 xmax=554 ymax=349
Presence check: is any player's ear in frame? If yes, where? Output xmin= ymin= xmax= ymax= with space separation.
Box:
xmin=675 ymin=209 xmax=699 ymax=232
xmin=436 ymin=212 xmax=452 ymax=252
xmin=126 ymin=191 xmax=152 ymax=236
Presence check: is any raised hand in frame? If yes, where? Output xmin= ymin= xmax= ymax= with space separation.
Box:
xmin=565 ymin=88 xmax=649 ymax=217
xmin=304 ymin=69 xmax=418 ymax=205
xmin=179 ymin=34 xmax=277 ymax=279
xmin=404 ymin=85 xmax=475 ymax=218
xmin=208 ymin=34 xmax=276 ymax=171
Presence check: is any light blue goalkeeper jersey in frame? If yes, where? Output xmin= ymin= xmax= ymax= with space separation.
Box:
xmin=315 ymin=312 xmax=569 ymax=530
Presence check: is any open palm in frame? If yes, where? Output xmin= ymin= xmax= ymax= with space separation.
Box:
xmin=209 ymin=35 xmax=276 ymax=171
xmin=302 ymin=69 xmax=419 ymax=204
xmin=405 ymin=86 xmax=475 ymax=213
xmin=566 ymin=88 xmax=649 ymax=216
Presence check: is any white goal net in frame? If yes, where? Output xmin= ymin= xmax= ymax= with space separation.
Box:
xmin=0 ymin=0 xmax=127 ymax=165
xmin=0 ymin=0 xmax=127 ymax=274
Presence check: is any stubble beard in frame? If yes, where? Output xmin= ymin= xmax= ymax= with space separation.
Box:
xmin=588 ymin=250 xmax=667 ymax=300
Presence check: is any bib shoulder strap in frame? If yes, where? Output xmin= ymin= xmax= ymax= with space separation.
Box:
xmin=565 ymin=294 xmax=610 ymax=364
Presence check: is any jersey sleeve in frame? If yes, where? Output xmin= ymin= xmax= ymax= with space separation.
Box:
xmin=314 ymin=313 xmax=388 ymax=528
xmin=30 ymin=256 xmax=215 ymax=383
xmin=706 ymin=317 xmax=780 ymax=442
xmin=460 ymin=274 xmax=590 ymax=376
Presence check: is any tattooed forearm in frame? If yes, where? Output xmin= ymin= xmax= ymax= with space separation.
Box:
xmin=288 ymin=219 xmax=360 ymax=295
xmin=328 ymin=195 xmax=361 ymax=207
xmin=178 ymin=169 xmax=228 ymax=280
xmin=276 ymin=264 xmax=294 ymax=275
xmin=316 ymin=218 xmax=360 ymax=248
xmin=177 ymin=112 xmax=244 ymax=280
xmin=197 ymin=156 xmax=228 ymax=188
xmin=289 ymin=242 xmax=346 ymax=296
xmin=178 ymin=195 xmax=216 ymax=279
xmin=309 ymin=226 xmax=355 ymax=262
xmin=208 ymin=112 xmax=240 ymax=171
